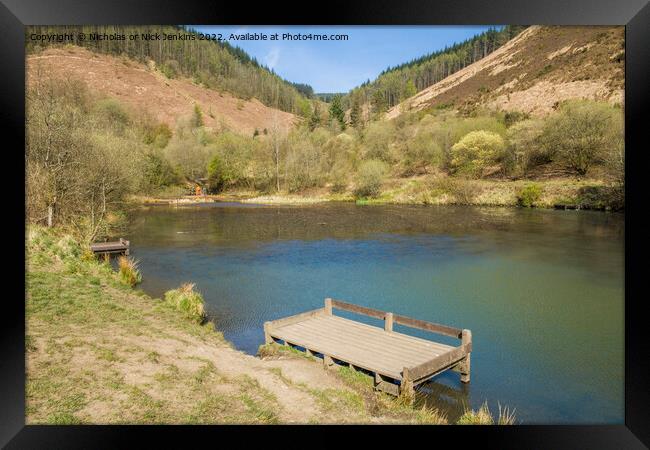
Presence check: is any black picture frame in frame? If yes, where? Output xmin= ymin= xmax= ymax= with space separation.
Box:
xmin=2 ymin=0 xmax=648 ymax=447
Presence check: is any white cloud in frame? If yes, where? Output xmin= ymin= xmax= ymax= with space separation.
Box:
xmin=265 ymin=48 xmax=280 ymax=69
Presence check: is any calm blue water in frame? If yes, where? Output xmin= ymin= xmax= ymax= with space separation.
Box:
xmin=127 ymin=203 xmax=624 ymax=424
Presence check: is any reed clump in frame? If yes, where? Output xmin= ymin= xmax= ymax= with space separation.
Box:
xmin=163 ymin=282 xmax=206 ymax=324
xmin=118 ymin=256 xmax=142 ymax=287
xmin=457 ymin=401 xmax=516 ymax=425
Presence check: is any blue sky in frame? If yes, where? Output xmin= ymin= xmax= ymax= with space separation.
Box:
xmin=191 ymin=26 xmax=501 ymax=93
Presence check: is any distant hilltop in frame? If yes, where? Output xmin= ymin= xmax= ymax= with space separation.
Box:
xmin=386 ymin=26 xmax=624 ymax=119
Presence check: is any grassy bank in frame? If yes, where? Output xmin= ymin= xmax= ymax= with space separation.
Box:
xmin=26 ymin=226 xmax=515 ymax=424
xmin=129 ymin=175 xmax=622 ymax=211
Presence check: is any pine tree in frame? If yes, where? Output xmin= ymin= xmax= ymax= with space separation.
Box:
xmin=350 ymin=95 xmax=362 ymax=128
xmin=329 ymin=95 xmax=346 ymax=129
xmin=309 ymin=103 xmax=322 ymax=130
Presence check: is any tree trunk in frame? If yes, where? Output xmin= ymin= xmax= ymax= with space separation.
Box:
xmin=47 ymin=204 xmax=53 ymax=228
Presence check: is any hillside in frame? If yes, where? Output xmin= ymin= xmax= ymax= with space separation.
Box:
xmin=348 ymin=26 xmax=526 ymax=116
xmin=386 ymin=26 xmax=624 ymax=119
xmin=27 ymin=25 xmax=312 ymax=116
xmin=27 ymin=46 xmax=297 ymax=136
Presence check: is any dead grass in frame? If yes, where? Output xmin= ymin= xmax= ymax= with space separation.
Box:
xmin=27 ymin=46 xmax=296 ymax=137
xmin=388 ymin=26 xmax=624 ymax=119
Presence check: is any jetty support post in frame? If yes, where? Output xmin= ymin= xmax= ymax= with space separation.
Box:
xmin=324 ymin=298 xmax=332 ymax=315
xmin=459 ymin=329 xmax=472 ymax=383
xmin=263 ymin=321 xmax=273 ymax=345
xmin=400 ymin=367 xmax=415 ymax=402
xmin=384 ymin=312 xmax=393 ymax=332
xmin=120 ymin=238 xmax=130 ymax=256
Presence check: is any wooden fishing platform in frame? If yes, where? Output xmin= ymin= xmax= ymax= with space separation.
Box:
xmin=264 ymin=298 xmax=472 ymax=397
xmin=90 ymin=238 xmax=130 ymax=256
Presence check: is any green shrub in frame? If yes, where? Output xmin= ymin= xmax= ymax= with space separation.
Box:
xmin=505 ymin=119 xmax=547 ymax=175
xmin=160 ymin=59 xmax=180 ymax=79
xmin=450 ymin=130 xmax=505 ymax=178
xmin=539 ymin=100 xmax=623 ymax=176
xmin=354 ymin=160 xmax=388 ymax=199
xmin=164 ymin=283 xmax=206 ymax=324
xmin=118 ymin=256 xmax=142 ymax=287
xmin=142 ymin=151 xmax=179 ymax=191
xmin=517 ymin=183 xmax=543 ymax=207
xmin=142 ymin=123 xmax=173 ymax=148
xmin=206 ymin=154 xmax=226 ymax=193
xmin=94 ymin=98 xmax=131 ymax=129
xmin=363 ymin=122 xmax=396 ymax=162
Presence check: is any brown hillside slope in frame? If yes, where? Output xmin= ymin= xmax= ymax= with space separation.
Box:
xmin=27 ymin=46 xmax=297 ymax=136
xmin=386 ymin=26 xmax=624 ymax=118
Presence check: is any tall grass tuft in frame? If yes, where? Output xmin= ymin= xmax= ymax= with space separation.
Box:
xmin=118 ymin=256 xmax=142 ymax=287
xmin=164 ymin=283 xmax=206 ymax=324
xmin=496 ymin=402 xmax=517 ymax=425
xmin=457 ymin=401 xmax=516 ymax=425
xmin=457 ymin=401 xmax=494 ymax=425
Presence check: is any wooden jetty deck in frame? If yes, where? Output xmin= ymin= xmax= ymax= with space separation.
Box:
xmin=264 ymin=298 xmax=472 ymax=397
xmin=90 ymin=238 xmax=130 ymax=256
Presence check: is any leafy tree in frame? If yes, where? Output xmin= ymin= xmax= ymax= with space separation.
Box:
xmin=142 ymin=151 xmax=178 ymax=190
xmin=402 ymin=79 xmax=417 ymax=101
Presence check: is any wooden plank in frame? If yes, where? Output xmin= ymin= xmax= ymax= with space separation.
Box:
xmin=267 ymin=308 xmax=325 ymax=329
xmin=330 ymin=299 xmax=386 ymax=320
xmin=273 ymin=320 xmax=459 ymax=381
xmin=407 ymin=344 xmax=471 ymax=381
xmin=278 ymin=321 xmax=431 ymax=369
xmin=285 ymin=318 xmax=450 ymax=363
xmin=269 ymin=328 xmax=404 ymax=379
xmin=276 ymin=321 xmax=451 ymax=371
xmin=393 ymin=314 xmax=462 ymax=339
xmin=303 ymin=315 xmax=455 ymax=355
xmin=281 ymin=317 xmax=448 ymax=362
xmin=271 ymin=327 xmax=407 ymax=377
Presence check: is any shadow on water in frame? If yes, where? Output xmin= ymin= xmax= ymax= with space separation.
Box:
xmin=418 ymin=374 xmax=471 ymax=423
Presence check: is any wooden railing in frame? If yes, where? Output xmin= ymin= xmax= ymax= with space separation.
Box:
xmin=326 ymin=298 xmax=464 ymax=339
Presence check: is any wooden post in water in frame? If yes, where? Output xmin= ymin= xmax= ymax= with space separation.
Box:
xmin=459 ymin=329 xmax=472 ymax=383
xmin=324 ymin=298 xmax=332 ymax=316
xmin=384 ymin=312 xmax=393 ymax=332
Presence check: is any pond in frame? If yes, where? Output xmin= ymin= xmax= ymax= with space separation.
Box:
xmin=127 ymin=202 xmax=624 ymax=424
